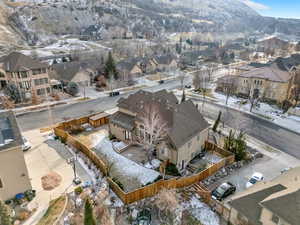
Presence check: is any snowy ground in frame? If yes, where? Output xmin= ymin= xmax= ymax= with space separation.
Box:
xmin=21 ymin=38 xmax=111 ymax=59
xmin=93 ymin=134 xmax=160 ymax=192
xmin=182 ymin=196 xmax=220 ymax=225
xmin=212 ymin=91 xmax=300 ymax=133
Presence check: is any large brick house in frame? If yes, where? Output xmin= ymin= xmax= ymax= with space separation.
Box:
xmin=0 ymin=111 xmax=32 ymax=201
xmin=109 ymin=90 xmax=210 ymax=170
xmin=0 ymin=52 xmax=51 ymax=102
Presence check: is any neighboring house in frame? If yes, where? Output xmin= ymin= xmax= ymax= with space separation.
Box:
xmin=116 ymin=58 xmax=143 ymax=81
xmin=153 ymin=54 xmax=178 ymax=72
xmin=0 ymin=111 xmax=32 ymax=201
xmin=228 ymin=167 xmax=300 ymax=225
xmin=51 ymin=60 xmax=99 ymax=87
xmin=216 ymin=75 xmax=238 ymax=93
xmin=0 ymin=52 xmax=51 ymax=101
xmin=218 ymin=62 xmax=294 ymax=103
xmin=109 ymin=90 xmax=210 ymax=170
xmin=236 ymin=65 xmax=293 ymax=103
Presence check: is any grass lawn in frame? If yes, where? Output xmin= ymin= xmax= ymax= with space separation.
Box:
xmin=37 ymin=196 xmax=66 ymax=225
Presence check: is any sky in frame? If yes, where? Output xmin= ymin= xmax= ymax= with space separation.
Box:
xmin=240 ymin=0 xmax=300 ymax=19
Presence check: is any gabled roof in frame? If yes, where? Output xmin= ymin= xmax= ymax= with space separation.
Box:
xmin=51 ymin=60 xmax=99 ymax=82
xmin=260 ymin=189 xmax=300 ymax=225
xmin=0 ymin=52 xmax=48 ymax=72
xmin=0 ymin=110 xmax=23 ymax=151
xmin=239 ymin=64 xmax=292 ymax=82
xmin=116 ymin=90 xmax=210 ymax=149
xmin=229 ymin=184 xmax=287 ymax=225
xmin=154 ymin=54 xmax=177 ymax=65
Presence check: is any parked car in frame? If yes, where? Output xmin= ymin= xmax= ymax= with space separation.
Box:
xmin=158 ymin=80 xmax=164 ymax=84
xmin=211 ymin=182 xmax=236 ymax=201
xmin=281 ymin=167 xmax=292 ymax=174
xmin=22 ymin=137 xmax=31 ymax=151
xmin=185 ymin=85 xmax=192 ymax=89
xmin=109 ymin=91 xmax=120 ymax=97
xmin=246 ymin=172 xmax=264 ymax=188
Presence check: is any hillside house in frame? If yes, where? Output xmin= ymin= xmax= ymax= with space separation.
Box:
xmin=0 ymin=52 xmax=51 ymax=101
xmin=109 ymin=90 xmax=210 ymax=170
xmin=0 ymin=111 xmax=32 ymax=201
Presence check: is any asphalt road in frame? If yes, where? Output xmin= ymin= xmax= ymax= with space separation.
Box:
xmin=16 ymin=79 xmax=300 ymax=159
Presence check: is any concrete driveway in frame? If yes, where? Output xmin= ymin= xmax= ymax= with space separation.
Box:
xmin=209 ymin=152 xmax=300 ymax=202
xmin=22 ymin=129 xmax=91 ymax=224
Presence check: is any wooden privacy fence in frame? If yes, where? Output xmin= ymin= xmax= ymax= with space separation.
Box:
xmin=54 ymin=127 xmax=108 ymax=176
xmin=53 ymin=114 xmax=235 ymax=205
xmin=107 ymin=158 xmax=227 ymax=204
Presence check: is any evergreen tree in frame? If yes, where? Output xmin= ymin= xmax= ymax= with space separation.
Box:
xmin=4 ymin=83 xmax=22 ymax=103
xmin=212 ymin=111 xmax=222 ymax=132
xmin=224 ymin=130 xmax=247 ymax=161
xmin=0 ymin=200 xmax=12 ymax=225
xmin=104 ymin=52 xmax=118 ymax=80
xmin=84 ymin=198 xmax=96 ymax=225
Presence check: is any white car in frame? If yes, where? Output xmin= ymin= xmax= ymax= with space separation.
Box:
xmin=22 ymin=137 xmax=31 ymax=151
xmin=246 ymin=172 xmax=264 ymax=188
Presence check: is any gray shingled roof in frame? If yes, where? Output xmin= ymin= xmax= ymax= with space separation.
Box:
xmin=229 ymin=184 xmax=287 ymax=225
xmin=260 ymin=189 xmax=300 ymax=225
xmin=110 ymin=112 xmax=135 ymax=130
xmin=51 ymin=59 xmax=100 ymax=82
xmin=116 ymin=90 xmax=210 ymax=149
xmin=0 ymin=52 xmax=48 ymax=72
xmin=0 ymin=110 xmax=23 ymax=151
xmin=239 ymin=65 xmax=292 ymax=82
xmin=154 ymin=54 xmax=176 ymax=65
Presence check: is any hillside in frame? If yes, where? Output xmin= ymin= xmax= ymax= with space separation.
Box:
xmin=1 ymin=0 xmax=300 ymax=47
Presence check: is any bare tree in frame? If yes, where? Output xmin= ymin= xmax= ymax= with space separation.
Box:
xmin=223 ymin=76 xmax=237 ymax=105
xmin=177 ymin=70 xmax=186 ymax=90
xmin=136 ymin=103 xmax=169 ymax=162
xmin=154 ymin=189 xmax=179 ymax=223
xmin=205 ymin=63 xmax=217 ymax=82
xmin=249 ymin=88 xmax=260 ymax=112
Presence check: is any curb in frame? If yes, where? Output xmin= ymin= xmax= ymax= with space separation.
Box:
xmin=187 ymin=93 xmax=300 ymax=136
xmin=53 ymin=195 xmax=69 ymax=225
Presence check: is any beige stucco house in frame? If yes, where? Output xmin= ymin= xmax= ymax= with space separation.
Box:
xmin=217 ymin=63 xmax=294 ymax=103
xmin=0 ymin=111 xmax=32 ymax=201
xmin=228 ymin=167 xmax=300 ymax=225
xmin=109 ymin=90 xmax=210 ymax=170
xmin=51 ymin=61 xmax=97 ymax=87
xmin=0 ymin=52 xmax=51 ymax=101
xmin=153 ymin=54 xmax=178 ymax=72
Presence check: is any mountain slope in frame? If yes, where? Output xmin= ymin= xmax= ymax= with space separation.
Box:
xmin=3 ymin=0 xmax=300 ymax=45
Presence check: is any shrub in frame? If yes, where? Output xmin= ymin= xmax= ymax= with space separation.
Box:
xmin=75 ymin=186 xmax=83 ymax=195
xmin=84 ymin=198 xmax=96 ymax=225
xmin=165 ymin=163 xmax=181 ymax=176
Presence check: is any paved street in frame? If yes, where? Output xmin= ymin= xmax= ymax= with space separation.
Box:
xmin=17 ymin=79 xmax=300 ymax=160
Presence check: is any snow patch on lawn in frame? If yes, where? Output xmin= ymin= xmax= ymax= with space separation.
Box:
xmin=94 ymin=137 xmax=160 ymax=192
xmin=183 ymin=196 xmax=220 ymax=225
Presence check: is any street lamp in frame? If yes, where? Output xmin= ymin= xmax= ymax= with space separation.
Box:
xmin=67 ymin=154 xmax=81 ymax=185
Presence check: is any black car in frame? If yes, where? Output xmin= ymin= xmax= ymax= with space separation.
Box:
xmin=211 ymin=182 xmax=236 ymax=201
xmin=185 ymin=85 xmax=192 ymax=89
xmin=109 ymin=91 xmax=120 ymax=97
xmin=158 ymin=80 xmax=164 ymax=84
